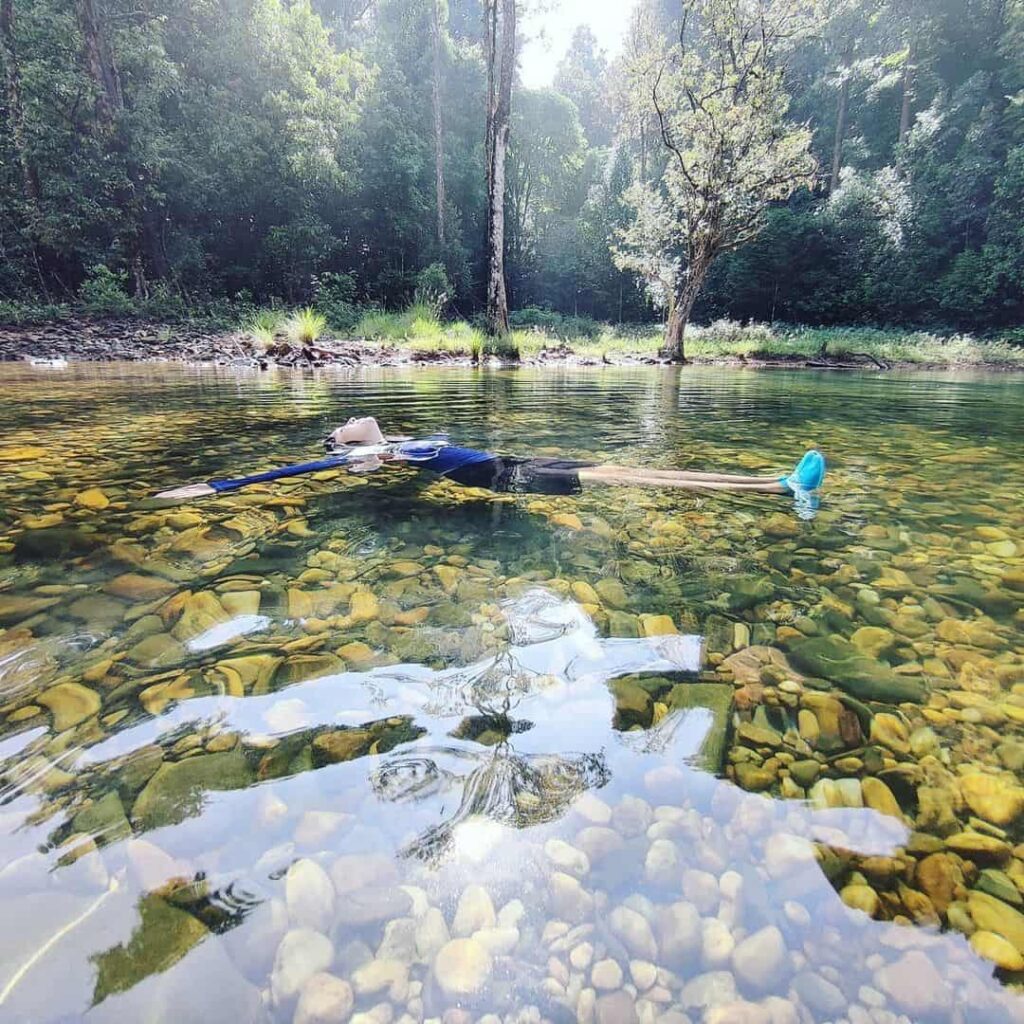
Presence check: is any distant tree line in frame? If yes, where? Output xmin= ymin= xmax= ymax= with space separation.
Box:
xmin=0 ymin=0 xmax=1021 ymax=334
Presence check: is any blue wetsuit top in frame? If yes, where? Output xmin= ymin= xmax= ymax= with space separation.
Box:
xmin=396 ymin=443 xmax=495 ymax=476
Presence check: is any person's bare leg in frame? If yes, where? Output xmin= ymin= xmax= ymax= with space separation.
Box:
xmin=605 ymin=466 xmax=781 ymax=485
xmin=578 ymin=465 xmax=787 ymax=493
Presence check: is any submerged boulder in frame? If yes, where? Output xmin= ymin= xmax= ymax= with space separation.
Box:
xmin=132 ymin=750 xmax=253 ymax=829
xmin=667 ymin=683 xmax=734 ymax=773
xmin=788 ymin=636 xmax=927 ymax=703
xmin=92 ymin=894 xmax=208 ymax=1002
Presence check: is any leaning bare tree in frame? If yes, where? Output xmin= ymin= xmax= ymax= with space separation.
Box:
xmin=615 ymin=0 xmax=819 ymax=362
xmin=484 ymin=0 xmax=516 ymax=338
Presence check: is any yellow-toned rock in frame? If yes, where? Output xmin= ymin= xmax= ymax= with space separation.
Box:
xmin=349 ymin=590 xmax=379 ymax=623
xmin=550 ymin=513 xmax=583 ymax=531
xmin=435 ymin=565 xmax=460 ymax=593
xmin=387 ymin=561 xmax=425 ymax=578
xmin=394 ymin=606 xmax=429 ymax=626
xmin=862 ymin=777 xmax=904 ymax=820
xmin=139 ymin=675 xmax=195 ymax=716
xmin=103 ymin=573 xmax=178 ymax=602
xmin=638 ymin=614 xmax=678 ymax=637
xmin=21 ymin=512 xmax=64 ymax=529
xmin=841 ymin=884 xmax=880 ymax=917
xmin=74 ymin=488 xmax=110 ymax=510
xmin=988 ymin=540 xmax=1018 ymax=559
xmin=945 ymin=832 xmax=1012 ymax=863
xmin=870 ymin=713 xmax=910 ymax=755
xmin=212 ymin=654 xmax=280 ymax=693
xmin=7 ymin=705 xmax=42 ymax=722
xmin=0 ymin=445 xmax=48 ymax=461
xmin=970 ymin=930 xmax=1024 ymax=971
xmin=968 ymin=891 xmax=1024 ymax=953
xmin=850 ymin=626 xmax=895 ymax=660
xmin=221 ymin=590 xmax=261 ymax=616
xmin=571 ymin=581 xmax=600 ymax=606
xmin=287 ymin=589 xmax=315 ymax=619
xmin=37 ymin=682 xmax=101 ymax=731
xmin=165 ymin=511 xmax=203 ymax=529
xmin=337 ymin=642 xmax=375 ymax=666
xmin=959 ymin=773 xmax=1024 ymax=827
xmin=170 ymin=591 xmax=229 ymax=641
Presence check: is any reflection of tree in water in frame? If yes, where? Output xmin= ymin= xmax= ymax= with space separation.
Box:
xmin=372 ymin=596 xmax=628 ymax=864
xmin=373 ymin=742 xmax=610 ymax=864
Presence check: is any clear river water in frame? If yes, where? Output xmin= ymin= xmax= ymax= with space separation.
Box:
xmin=0 ymin=363 xmax=1022 ymax=1024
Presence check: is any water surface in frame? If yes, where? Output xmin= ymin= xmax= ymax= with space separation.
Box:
xmin=0 ymin=364 xmax=1022 ymax=1023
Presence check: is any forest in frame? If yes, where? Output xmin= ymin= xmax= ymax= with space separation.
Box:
xmin=1 ymin=0 xmax=1022 ymax=349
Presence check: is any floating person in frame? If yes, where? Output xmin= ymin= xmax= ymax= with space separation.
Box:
xmin=157 ymin=415 xmax=826 ymax=511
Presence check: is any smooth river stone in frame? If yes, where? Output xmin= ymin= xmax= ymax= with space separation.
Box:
xmin=874 ymin=950 xmax=951 ymax=1017
xmin=271 ymin=929 xmax=335 ymax=1004
xmin=731 ymin=926 xmax=788 ymax=993
xmin=103 ymin=573 xmax=178 ymax=602
xmin=959 ymin=773 xmax=1024 ymax=826
xmin=549 ymin=872 xmax=593 ymax=924
xmin=861 ymin=777 xmax=904 ymax=820
xmin=433 ymin=938 xmax=492 ymax=996
xmin=452 ymin=884 xmax=496 ymax=936
xmin=609 ymin=905 xmax=658 ymax=960
xmin=545 ymin=838 xmax=590 ymax=877
xmin=294 ymin=973 xmax=355 ymax=1024
xmin=286 ymin=858 xmax=335 ymax=933
xmin=170 ymin=591 xmax=230 ymax=642
xmin=415 ymin=907 xmax=450 ymax=960
xmin=657 ymin=901 xmax=701 ymax=966
xmin=591 ymin=958 xmax=623 ymax=990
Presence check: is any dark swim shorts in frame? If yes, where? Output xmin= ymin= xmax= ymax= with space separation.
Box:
xmin=443 ymin=456 xmax=595 ymax=495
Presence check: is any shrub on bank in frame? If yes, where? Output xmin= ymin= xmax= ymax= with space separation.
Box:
xmin=81 ymin=265 xmax=134 ymax=316
xmin=509 ymin=306 xmax=602 ymax=340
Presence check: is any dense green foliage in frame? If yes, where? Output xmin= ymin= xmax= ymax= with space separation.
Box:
xmin=0 ymin=0 xmax=1022 ymax=331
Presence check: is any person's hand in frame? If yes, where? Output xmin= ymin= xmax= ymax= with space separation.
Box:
xmin=347 ymin=456 xmax=383 ymax=474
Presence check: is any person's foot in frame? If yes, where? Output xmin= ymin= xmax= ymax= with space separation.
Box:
xmin=781 ymin=449 xmax=826 ymax=493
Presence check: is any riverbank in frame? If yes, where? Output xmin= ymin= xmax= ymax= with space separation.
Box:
xmin=1 ymin=313 xmax=1022 ymax=370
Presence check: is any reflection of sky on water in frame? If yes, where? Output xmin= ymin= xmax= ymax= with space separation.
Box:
xmin=2 ymin=589 xmax=1019 ymax=1021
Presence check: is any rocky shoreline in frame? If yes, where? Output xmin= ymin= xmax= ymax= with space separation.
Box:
xmin=0 ymin=315 xmax=1011 ymax=371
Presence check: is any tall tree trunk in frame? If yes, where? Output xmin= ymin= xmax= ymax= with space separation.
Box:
xmin=484 ymin=0 xmax=515 ymax=338
xmin=829 ymin=45 xmax=852 ymax=194
xmin=76 ymin=0 xmax=123 ymax=127
xmin=662 ymin=259 xmax=710 ymax=363
xmin=0 ymin=0 xmax=40 ymax=206
xmin=432 ymin=0 xmax=446 ymax=250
